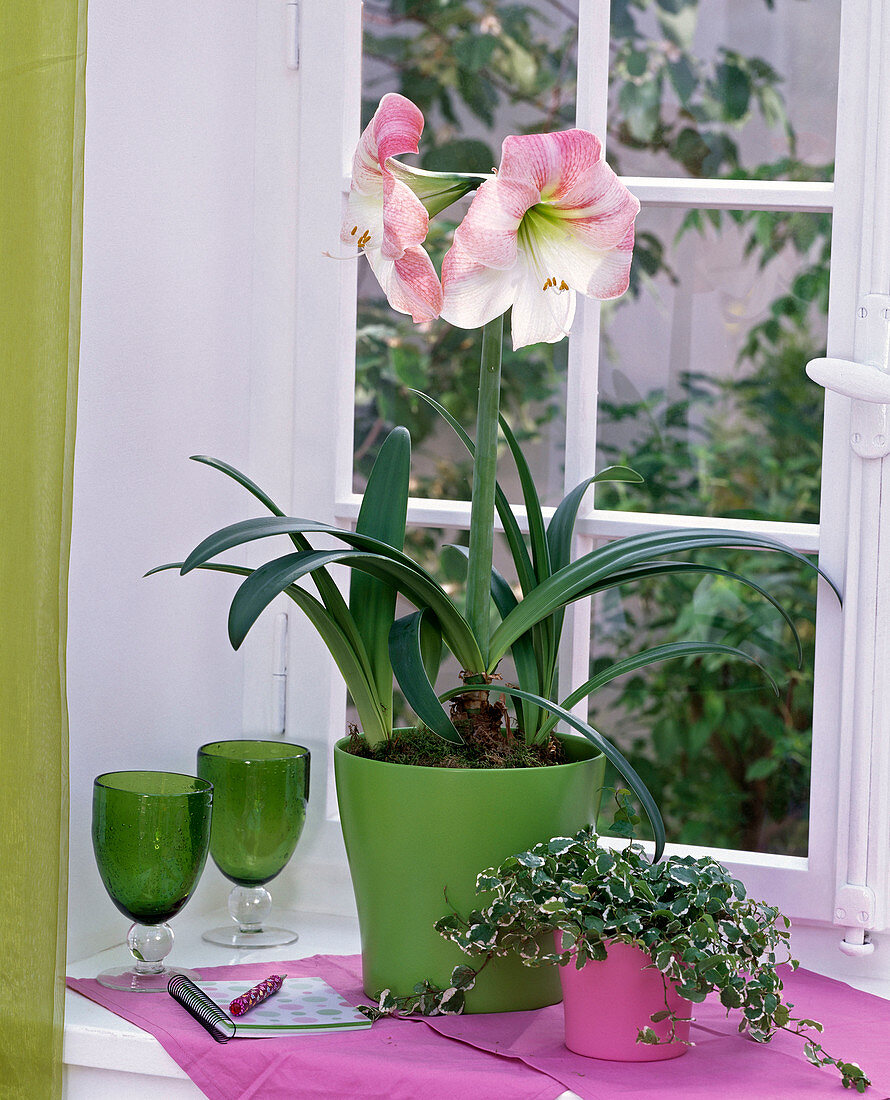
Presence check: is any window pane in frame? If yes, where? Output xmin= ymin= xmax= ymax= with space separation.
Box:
xmin=595 ymin=205 xmax=828 ymax=523
xmin=609 ymin=0 xmax=839 ymax=182
xmin=355 ymin=1 xmax=580 ymax=505
xmin=355 ymin=300 xmax=570 ymax=508
xmin=591 ymin=560 xmax=818 ymax=855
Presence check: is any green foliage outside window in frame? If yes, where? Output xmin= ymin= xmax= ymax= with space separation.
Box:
xmin=594 ymin=337 xmax=824 ymax=854
xmin=357 ymin=0 xmax=832 ymax=853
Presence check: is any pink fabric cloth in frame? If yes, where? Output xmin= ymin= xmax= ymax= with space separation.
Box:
xmin=67 ymin=954 xmax=889 ymax=1100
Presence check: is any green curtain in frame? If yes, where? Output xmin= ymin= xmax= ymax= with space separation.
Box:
xmin=0 ymin=1 xmax=86 ymax=1096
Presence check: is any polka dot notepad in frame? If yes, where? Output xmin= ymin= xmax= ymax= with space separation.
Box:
xmin=196 ymin=977 xmax=372 ymax=1037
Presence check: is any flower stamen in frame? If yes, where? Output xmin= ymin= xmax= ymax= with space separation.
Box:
xmin=357 ymin=230 xmax=371 ymax=249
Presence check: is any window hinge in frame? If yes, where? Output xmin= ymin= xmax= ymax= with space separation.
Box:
xmin=835 ymin=884 xmax=877 ymax=957
xmin=286 ymin=1 xmax=299 ymax=70
xmin=272 ymin=612 xmax=288 ymax=735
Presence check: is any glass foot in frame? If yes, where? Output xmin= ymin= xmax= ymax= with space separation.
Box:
xmin=201 ymin=925 xmax=299 ymax=948
xmin=96 ymin=965 xmax=202 ymax=992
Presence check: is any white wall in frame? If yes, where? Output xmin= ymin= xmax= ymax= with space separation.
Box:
xmin=68 ymin=0 xmax=264 ymax=959
xmin=68 ymin=0 xmax=361 ymax=964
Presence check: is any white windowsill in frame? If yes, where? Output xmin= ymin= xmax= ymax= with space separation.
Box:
xmin=64 ymin=909 xmax=890 ymax=1099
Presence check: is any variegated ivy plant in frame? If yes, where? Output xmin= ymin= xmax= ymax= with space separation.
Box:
xmin=382 ymin=824 xmax=865 ymax=1092
xmin=150 ymin=93 xmax=840 ymax=859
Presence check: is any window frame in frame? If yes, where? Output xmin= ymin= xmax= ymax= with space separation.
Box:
xmin=289 ymin=0 xmax=890 ymax=937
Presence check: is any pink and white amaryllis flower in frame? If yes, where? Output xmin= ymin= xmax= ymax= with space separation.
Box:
xmin=440 ymin=130 xmax=640 ymax=348
xmin=341 ymin=93 xmax=443 ymax=323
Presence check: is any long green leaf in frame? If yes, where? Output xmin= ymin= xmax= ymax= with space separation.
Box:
xmin=188 ymin=455 xmax=359 ymax=660
xmin=580 ymin=559 xmax=804 ymax=664
xmin=419 ymin=611 xmax=442 ymax=687
xmin=490 ymin=529 xmax=839 ymax=667
xmin=546 ymin=467 xmax=642 ymax=654
xmin=498 ymin=414 xmax=556 ymax=684
xmin=227 ymin=548 xmax=484 ymax=671
xmin=498 ymin=414 xmax=551 ymax=581
xmin=182 ymin=516 xmax=369 ymax=677
xmin=437 ymin=683 xmax=666 ymax=861
xmin=389 ymin=611 xmax=463 ymax=744
xmin=413 ymin=390 xmax=536 ymax=595
xmin=547 ymin=466 xmax=643 ymax=573
xmin=183 ymin=515 xmax=479 ymax=677
xmin=190 ymin=455 xmax=287 ymax=517
xmin=487 ymin=570 xmax=541 ymax=694
xmin=536 ymin=641 xmax=780 ymax=741
xmin=181 ymin=515 xmax=454 ymax=582
xmin=283 ymin=585 xmax=389 ymax=746
xmin=146 ymin=561 xmax=389 ymax=743
xmin=350 ymin=427 xmax=411 ymax=735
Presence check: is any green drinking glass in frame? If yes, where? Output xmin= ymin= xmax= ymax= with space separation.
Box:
xmin=197 ymin=740 xmax=310 ymax=947
xmin=92 ymin=771 xmax=213 ymax=991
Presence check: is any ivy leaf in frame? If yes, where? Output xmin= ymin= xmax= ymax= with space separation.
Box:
xmin=594 ymin=849 xmax=616 ymax=875
xmin=669 ymin=864 xmax=699 ymax=886
xmin=438 ymin=987 xmax=466 ymax=1014
xmin=720 ymin=985 xmax=745 ymax=1009
xmin=450 ymin=964 xmax=477 ymax=990
xmin=516 ymin=852 xmax=546 ymax=869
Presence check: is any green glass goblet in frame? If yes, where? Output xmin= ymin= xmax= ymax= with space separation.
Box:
xmin=92 ymin=771 xmax=213 ymax=991
xmin=197 ymin=740 xmax=310 ymax=947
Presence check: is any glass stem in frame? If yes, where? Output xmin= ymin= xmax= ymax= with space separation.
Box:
xmin=133 ymin=958 xmax=164 ymax=975
xmin=229 ymin=884 xmax=272 ymax=932
xmin=127 ymin=922 xmax=173 ymax=973
xmin=465 ymin=313 xmax=504 ymax=667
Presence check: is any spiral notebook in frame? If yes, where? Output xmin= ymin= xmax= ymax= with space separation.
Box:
xmin=168 ymin=973 xmax=373 ymax=1042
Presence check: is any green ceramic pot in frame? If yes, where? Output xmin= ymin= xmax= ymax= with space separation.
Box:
xmin=334 ymin=733 xmax=605 ymax=1014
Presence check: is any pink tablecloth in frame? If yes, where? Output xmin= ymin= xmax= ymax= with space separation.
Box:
xmin=67 ymin=954 xmax=889 ymax=1100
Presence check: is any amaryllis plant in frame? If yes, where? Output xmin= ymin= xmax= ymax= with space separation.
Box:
xmin=154 ymin=94 xmax=838 ymax=858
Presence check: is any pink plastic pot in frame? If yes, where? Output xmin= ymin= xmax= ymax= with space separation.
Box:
xmin=556 ymin=936 xmax=692 ymax=1061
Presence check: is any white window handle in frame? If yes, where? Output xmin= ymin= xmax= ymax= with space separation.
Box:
xmin=806 ymin=356 xmax=890 ymax=405
xmin=806 ymin=296 xmax=890 ymax=459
